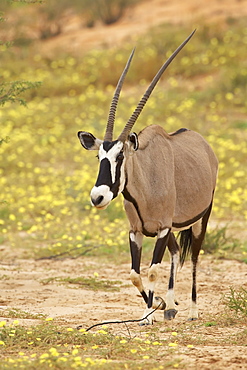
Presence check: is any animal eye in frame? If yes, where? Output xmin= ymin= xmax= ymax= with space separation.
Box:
xmin=116 ymin=152 xmax=124 ymax=161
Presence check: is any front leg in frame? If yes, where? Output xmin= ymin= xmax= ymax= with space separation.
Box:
xmin=141 ymin=228 xmax=171 ymax=325
xmin=129 ymin=231 xmax=148 ymax=304
xmin=129 ymin=231 xmax=166 ymax=321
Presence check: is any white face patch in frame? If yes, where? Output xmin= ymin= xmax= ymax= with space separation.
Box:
xmin=90 ymin=185 xmax=113 ymax=209
xmin=98 ymin=141 xmax=124 ymax=184
xmin=90 ymin=141 xmax=126 ymax=209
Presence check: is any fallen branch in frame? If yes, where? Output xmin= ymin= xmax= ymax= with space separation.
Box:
xmin=78 ymin=302 xmax=163 ymax=332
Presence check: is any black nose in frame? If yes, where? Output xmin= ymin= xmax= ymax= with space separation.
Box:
xmin=92 ymin=195 xmax=104 ymax=206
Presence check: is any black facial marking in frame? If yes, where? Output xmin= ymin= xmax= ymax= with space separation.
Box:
xmin=94 ymin=141 xmax=124 ymax=198
xmin=116 ymin=151 xmax=124 ymax=161
xmin=111 ymin=155 xmax=124 ymax=199
xmin=103 ymin=140 xmax=118 ymax=152
xmin=95 ymin=158 xmax=112 ymax=187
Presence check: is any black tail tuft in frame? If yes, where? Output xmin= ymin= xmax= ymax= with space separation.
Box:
xmin=178 ymin=227 xmax=193 ymax=266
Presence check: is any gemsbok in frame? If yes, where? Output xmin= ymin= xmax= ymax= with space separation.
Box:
xmin=78 ymin=30 xmax=218 ymax=325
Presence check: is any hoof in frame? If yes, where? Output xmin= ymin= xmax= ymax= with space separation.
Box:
xmin=139 ymin=308 xmax=155 ymax=326
xmin=188 ymin=317 xmax=198 ymax=321
xmin=139 ymin=319 xmax=153 ymax=326
xmin=153 ymin=296 xmax=166 ymax=310
xmin=164 ymin=309 xmax=178 ymax=320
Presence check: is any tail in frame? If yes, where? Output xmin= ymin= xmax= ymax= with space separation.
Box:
xmin=178 ymin=227 xmax=193 ymax=267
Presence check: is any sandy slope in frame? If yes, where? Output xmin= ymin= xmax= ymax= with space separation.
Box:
xmin=38 ymin=0 xmax=247 ymax=55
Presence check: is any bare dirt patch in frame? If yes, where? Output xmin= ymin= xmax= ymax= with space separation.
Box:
xmin=0 ymin=255 xmax=246 ymax=369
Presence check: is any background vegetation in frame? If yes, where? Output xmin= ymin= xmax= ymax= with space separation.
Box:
xmin=1 ymin=15 xmax=246 ymax=260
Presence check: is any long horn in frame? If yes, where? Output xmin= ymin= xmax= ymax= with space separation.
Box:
xmin=104 ymin=48 xmax=135 ymax=142
xmin=117 ymin=30 xmax=196 ymax=142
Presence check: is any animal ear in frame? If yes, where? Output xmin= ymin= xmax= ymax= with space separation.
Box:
xmin=78 ymin=131 xmax=103 ymax=150
xmin=128 ymin=132 xmax=139 ymax=151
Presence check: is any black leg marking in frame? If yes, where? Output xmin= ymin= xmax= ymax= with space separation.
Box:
xmin=148 ymin=291 xmax=154 ymax=309
xmin=139 ymin=229 xmax=171 ymax=326
xmin=129 ymin=232 xmax=148 ymax=305
xmin=167 ymin=233 xmax=179 ymax=291
xmin=168 ymin=259 xmax=174 ymax=290
xmin=141 ymin=291 xmax=148 ymax=304
xmin=147 ymin=229 xmax=171 ymax=310
xmin=130 ymin=236 xmax=141 ymax=274
xmin=151 ymin=229 xmax=171 ymax=265
xmin=164 ymin=232 xmax=179 ymax=320
xmin=191 ymin=259 xmax=197 ymax=303
xmin=188 ymin=201 xmax=213 ymax=320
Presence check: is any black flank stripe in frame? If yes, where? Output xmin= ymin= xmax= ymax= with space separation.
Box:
xmin=123 ymin=183 xmax=211 ymax=235
xmin=122 ymin=186 xmax=157 ymax=237
xmin=172 ymin=207 xmax=209 ymax=229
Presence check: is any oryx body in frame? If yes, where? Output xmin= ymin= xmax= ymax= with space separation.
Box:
xmin=78 ymin=31 xmax=218 ymax=324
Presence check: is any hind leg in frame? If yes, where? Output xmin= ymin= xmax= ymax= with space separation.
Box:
xmin=189 ymin=202 xmax=213 ymax=320
xmin=164 ymin=233 xmax=180 ymax=320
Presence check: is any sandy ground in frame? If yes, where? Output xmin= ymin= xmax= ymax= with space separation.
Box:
xmin=0 ymin=255 xmax=246 ymax=369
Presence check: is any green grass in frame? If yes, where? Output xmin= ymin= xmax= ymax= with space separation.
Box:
xmin=40 ymin=276 xmax=122 ymax=292
xmin=0 ymin=309 xmax=45 ymax=320
xmin=223 ymin=287 xmax=247 ymax=316
xmin=0 ymin=320 xmax=183 ymax=369
xmin=0 ymin=303 xmax=246 ymax=369
xmin=203 ymin=226 xmax=239 ymax=256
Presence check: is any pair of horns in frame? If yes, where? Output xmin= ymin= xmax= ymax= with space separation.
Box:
xmin=104 ymin=29 xmax=196 ymax=142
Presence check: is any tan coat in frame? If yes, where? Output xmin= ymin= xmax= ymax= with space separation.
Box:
xmin=124 ymin=125 xmax=218 ymax=236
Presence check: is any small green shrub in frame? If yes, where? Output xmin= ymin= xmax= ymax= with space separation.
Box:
xmin=223 ymin=287 xmax=247 ymax=316
xmin=203 ymin=226 xmax=239 ymax=255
